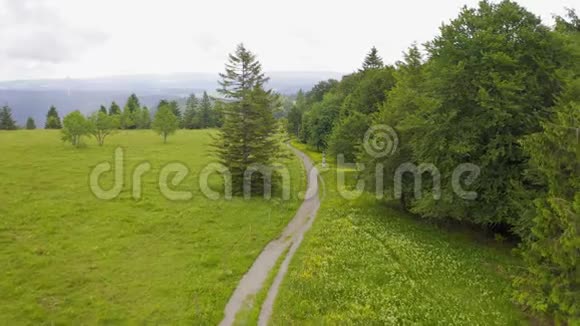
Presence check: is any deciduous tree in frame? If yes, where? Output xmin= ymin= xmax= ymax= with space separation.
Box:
xmin=152 ymin=103 xmax=179 ymax=143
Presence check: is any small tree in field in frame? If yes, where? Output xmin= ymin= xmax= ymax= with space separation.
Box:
xmin=61 ymin=111 xmax=89 ymax=147
xmin=0 ymin=106 xmax=17 ymax=130
xmin=88 ymin=111 xmax=119 ymax=146
xmin=26 ymin=117 xmax=36 ymax=129
xmin=152 ymin=103 xmax=178 ymax=143
xmin=45 ymin=106 xmax=62 ymax=129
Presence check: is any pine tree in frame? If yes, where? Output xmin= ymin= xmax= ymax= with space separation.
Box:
xmin=99 ymin=105 xmax=108 ymax=114
xmin=199 ymin=91 xmax=212 ymax=128
xmin=140 ymin=106 xmax=151 ymax=129
xmin=109 ymin=101 xmax=121 ymax=116
xmin=0 ymin=106 xmax=17 ymax=130
xmin=45 ymin=106 xmax=62 ymax=129
xmin=287 ymin=89 xmax=305 ymax=137
xmin=183 ymin=94 xmax=199 ymax=129
xmin=26 ymin=117 xmax=36 ymax=130
xmin=360 ymin=46 xmax=384 ymax=71
xmin=121 ymin=94 xmax=140 ymax=129
xmin=214 ymin=43 xmax=281 ymax=194
xmin=125 ymin=94 xmax=140 ymax=113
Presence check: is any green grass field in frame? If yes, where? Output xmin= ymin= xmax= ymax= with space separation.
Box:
xmin=271 ymin=142 xmax=527 ymax=325
xmin=0 ymin=130 xmax=305 ymax=324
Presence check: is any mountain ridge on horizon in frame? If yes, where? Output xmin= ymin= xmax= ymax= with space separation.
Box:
xmin=0 ymin=71 xmax=345 ymax=126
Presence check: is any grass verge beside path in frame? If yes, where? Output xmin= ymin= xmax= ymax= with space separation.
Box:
xmin=271 ymin=141 xmax=527 ymax=325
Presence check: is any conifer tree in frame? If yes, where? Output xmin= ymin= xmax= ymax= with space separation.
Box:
xmin=199 ymin=91 xmax=212 ymax=128
xmin=360 ymin=46 xmax=384 ymax=71
xmin=26 ymin=117 xmax=36 ymax=130
xmin=99 ymin=105 xmax=108 ymax=114
xmin=0 ymin=106 xmax=17 ymax=130
xmin=183 ymin=94 xmax=199 ymax=129
xmin=140 ymin=106 xmax=151 ymax=129
xmin=214 ymin=43 xmax=281 ymax=193
xmin=168 ymin=100 xmax=182 ymax=127
xmin=125 ymin=94 xmax=140 ymax=113
xmin=45 ymin=106 xmax=62 ymax=129
xmin=287 ymin=89 xmax=305 ymax=137
xmin=109 ymin=101 xmax=121 ymax=116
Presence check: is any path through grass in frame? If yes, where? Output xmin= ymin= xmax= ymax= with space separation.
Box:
xmin=272 ymin=142 xmax=527 ymax=325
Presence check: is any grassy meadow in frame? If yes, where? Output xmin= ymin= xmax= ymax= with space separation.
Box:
xmin=0 ymin=130 xmax=305 ymax=324
xmin=271 ymin=142 xmax=528 ymax=325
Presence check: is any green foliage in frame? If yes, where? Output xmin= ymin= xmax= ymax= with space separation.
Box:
xmin=45 ymin=106 xmax=62 ymax=129
xmin=61 ymin=111 xmax=89 ymax=147
xmin=360 ymin=46 xmax=384 ymax=71
xmin=287 ymin=90 xmax=305 ymax=137
xmin=183 ymin=94 xmax=200 ymax=129
xmin=87 ymin=111 xmax=119 ymax=146
xmin=137 ymin=106 xmax=151 ymax=129
xmin=214 ymin=44 xmax=281 ymax=193
xmin=0 ymin=106 xmax=17 ymax=130
xmin=108 ymin=101 xmax=121 ymax=116
xmin=199 ymin=91 xmax=214 ymax=128
xmin=120 ymin=94 xmax=142 ymax=129
xmin=514 ymin=32 xmax=580 ymax=321
xmin=152 ymin=103 xmax=179 ymax=143
xmin=328 ymin=111 xmax=369 ymax=161
xmin=125 ymin=94 xmax=140 ymax=113
xmin=25 ymin=117 xmax=36 ymax=130
xmin=390 ymin=0 xmax=566 ymax=225
xmin=99 ymin=105 xmax=108 ymax=114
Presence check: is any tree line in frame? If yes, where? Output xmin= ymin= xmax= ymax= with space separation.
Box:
xmin=0 ymin=91 xmax=221 ymax=133
xmin=288 ymin=1 xmax=578 ymax=323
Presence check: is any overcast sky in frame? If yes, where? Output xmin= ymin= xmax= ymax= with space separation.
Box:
xmin=0 ymin=0 xmax=575 ymax=81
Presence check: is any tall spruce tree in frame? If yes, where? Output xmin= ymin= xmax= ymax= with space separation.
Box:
xmin=183 ymin=94 xmax=199 ymax=129
xmin=360 ymin=46 xmax=384 ymax=71
xmin=214 ymin=43 xmax=281 ymax=193
xmin=45 ymin=106 xmax=62 ymax=129
xmin=125 ymin=94 xmax=140 ymax=113
xmin=26 ymin=117 xmax=36 ymax=130
xmin=0 ymin=106 xmax=17 ymax=130
xmin=199 ymin=91 xmax=212 ymax=128
xmin=109 ymin=101 xmax=121 ymax=116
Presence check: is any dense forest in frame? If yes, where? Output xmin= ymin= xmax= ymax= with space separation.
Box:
xmin=287 ymin=1 xmax=579 ymax=322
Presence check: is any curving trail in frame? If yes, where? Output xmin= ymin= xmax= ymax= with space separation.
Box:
xmin=219 ymin=146 xmax=320 ymax=326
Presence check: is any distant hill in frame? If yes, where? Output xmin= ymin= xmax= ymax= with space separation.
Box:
xmin=0 ymin=71 xmax=344 ymax=126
